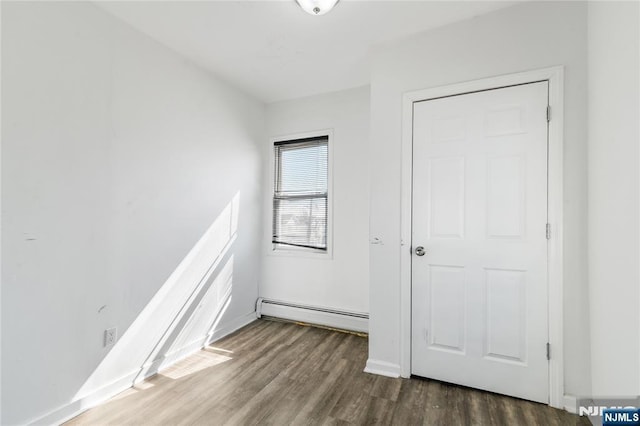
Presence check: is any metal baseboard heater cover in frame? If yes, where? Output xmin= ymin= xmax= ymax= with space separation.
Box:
xmin=256 ymin=298 xmax=369 ymax=334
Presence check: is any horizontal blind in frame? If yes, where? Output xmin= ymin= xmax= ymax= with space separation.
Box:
xmin=273 ymin=136 xmax=328 ymax=250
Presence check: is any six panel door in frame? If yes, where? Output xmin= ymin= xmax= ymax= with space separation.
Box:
xmin=411 ymin=82 xmax=550 ymax=403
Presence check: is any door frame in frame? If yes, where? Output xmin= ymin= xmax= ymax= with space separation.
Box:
xmin=399 ymin=66 xmax=564 ymax=408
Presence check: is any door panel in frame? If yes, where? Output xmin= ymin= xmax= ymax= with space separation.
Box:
xmin=428 ymin=157 xmax=465 ymax=239
xmin=429 ymin=265 xmax=466 ymax=353
xmin=486 ymin=156 xmax=524 ymax=238
xmin=411 ymin=82 xmax=549 ymax=403
xmin=484 ymin=268 xmax=527 ymax=363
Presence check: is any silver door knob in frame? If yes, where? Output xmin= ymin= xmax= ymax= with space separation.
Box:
xmin=415 ymin=246 xmax=426 ymax=256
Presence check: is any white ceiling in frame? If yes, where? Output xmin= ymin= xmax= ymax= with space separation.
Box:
xmin=97 ymin=1 xmax=519 ymax=103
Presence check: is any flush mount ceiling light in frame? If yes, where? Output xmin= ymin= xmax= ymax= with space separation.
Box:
xmin=295 ymin=0 xmax=340 ymax=16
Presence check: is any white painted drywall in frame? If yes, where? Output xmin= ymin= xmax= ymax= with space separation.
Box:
xmin=261 ymin=87 xmax=370 ymax=314
xmin=368 ymin=1 xmax=591 ymax=397
xmin=1 ymin=2 xmax=264 ymax=424
xmin=0 ymin=3 xmax=3 ymax=422
xmin=587 ymin=1 xmax=640 ymax=396
xmin=96 ymin=1 xmax=519 ymax=103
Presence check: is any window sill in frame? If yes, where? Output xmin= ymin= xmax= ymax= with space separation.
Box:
xmin=268 ymin=244 xmax=332 ymax=260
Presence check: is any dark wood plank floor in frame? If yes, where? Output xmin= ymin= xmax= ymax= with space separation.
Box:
xmin=67 ymin=319 xmax=589 ymax=425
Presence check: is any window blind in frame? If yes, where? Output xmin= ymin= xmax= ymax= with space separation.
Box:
xmin=273 ymin=136 xmax=328 ymax=251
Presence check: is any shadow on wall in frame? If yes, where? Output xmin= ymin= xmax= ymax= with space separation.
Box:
xmin=71 ymin=192 xmax=242 ymax=409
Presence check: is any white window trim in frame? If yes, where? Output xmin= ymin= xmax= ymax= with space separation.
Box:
xmin=266 ymin=129 xmax=334 ymax=260
xmin=398 ymin=66 xmax=564 ymax=408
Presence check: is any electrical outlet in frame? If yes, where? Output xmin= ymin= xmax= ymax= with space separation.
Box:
xmin=104 ymin=327 xmax=117 ymax=347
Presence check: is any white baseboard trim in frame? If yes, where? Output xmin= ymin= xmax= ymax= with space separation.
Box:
xmin=364 ymin=359 xmax=401 ymax=378
xmin=206 ymin=311 xmax=257 ymax=344
xmin=563 ymin=394 xmax=578 ymax=414
xmin=256 ymin=298 xmax=368 ymax=333
xmin=28 ymin=312 xmax=257 ymax=426
xmin=139 ymin=311 xmax=257 ymax=380
xmin=140 ymin=339 xmax=207 ymax=380
xmin=30 ymin=370 xmax=139 ymax=426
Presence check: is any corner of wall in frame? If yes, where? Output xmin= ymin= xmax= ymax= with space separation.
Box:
xmin=363 ymin=359 xmax=401 ymax=378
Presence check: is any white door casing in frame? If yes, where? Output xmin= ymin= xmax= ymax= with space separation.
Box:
xmin=410 ymin=81 xmax=550 ymax=403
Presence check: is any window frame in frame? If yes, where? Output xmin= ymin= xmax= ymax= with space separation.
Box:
xmin=267 ymin=129 xmax=333 ymax=259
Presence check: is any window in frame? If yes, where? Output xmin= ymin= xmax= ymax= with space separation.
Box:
xmin=272 ymin=136 xmax=328 ymax=252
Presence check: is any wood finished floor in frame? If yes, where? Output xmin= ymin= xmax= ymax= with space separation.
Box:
xmin=67 ymin=319 xmax=589 ymax=425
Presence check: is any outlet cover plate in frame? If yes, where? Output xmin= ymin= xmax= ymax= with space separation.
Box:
xmin=104 ymin=327 xmax=117 ymax=347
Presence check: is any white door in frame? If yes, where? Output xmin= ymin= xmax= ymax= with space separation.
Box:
xmin=411 ymin=82 xmax=549 ymax=403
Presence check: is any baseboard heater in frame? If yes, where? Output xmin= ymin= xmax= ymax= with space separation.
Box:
xmin=256 ymin=298 xmax=368 ymax=334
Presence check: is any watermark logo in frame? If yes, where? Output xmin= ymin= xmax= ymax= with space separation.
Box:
xmin=602 ymin=408 xmax=640 ymax=425
xmin=577 ymin=397 xmax=640 ymax=425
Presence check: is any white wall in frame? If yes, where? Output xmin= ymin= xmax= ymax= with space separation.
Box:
xmin=368 ymin=1 xmax=591 ymax=397
xmin=1 ymin=2 xmax=264 ymax=424
xmin=0 ymin=2 xmax=3 ymax=422
xmin=587 ymin=1 xmax=640 ymax=396
xmin=261 ymin=87 xmax=370 ymax=314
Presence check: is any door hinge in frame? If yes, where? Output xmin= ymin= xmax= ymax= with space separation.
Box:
xmin=546 ymin=342 xmax=551 ymax=360
xmin=546 ymin=223 xmax=551 ymax=240
xmin=546 ymin=105 xmax=551 ymax=122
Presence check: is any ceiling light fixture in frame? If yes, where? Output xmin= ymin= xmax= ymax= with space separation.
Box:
xmin=295 ymin=0 xmax=340 ymax=16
